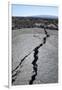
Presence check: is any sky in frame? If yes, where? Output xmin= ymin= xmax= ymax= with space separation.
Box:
xmin=12 ymin=4 xmax=58 ymax=17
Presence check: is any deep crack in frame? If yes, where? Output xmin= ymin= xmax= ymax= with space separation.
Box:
xmin=29 ymin=28 xmax=50 ymax=84
xmin=12 ymin=27 xmax=50 ymax=84
xmin=29 ymin=47 xmax=38 ymax=84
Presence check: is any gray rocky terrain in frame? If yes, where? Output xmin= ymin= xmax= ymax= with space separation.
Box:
xmin=12 ymin=28 xmax=58 ymax=85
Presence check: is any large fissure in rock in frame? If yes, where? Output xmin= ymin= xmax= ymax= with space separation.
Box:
xmin=29 ymin=28 xmax=50 ymax=84
xmin=12 ymin=27 xmax=50 ymax=84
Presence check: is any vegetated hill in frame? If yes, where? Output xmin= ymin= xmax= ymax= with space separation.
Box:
xmin=25 ymin=15 xmax=58 ymax=19
xmin=12 ymin=16 xmax=58 ymax=30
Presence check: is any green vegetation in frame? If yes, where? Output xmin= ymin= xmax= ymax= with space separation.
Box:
xmin=12 ymin=17 xmax=58 ymax=30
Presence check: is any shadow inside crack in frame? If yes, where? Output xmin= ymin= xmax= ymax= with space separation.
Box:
xmin=29 ymin=28 xmax=50 ymax=84
xmin=12 ymin=27 xmax=50 ymax=85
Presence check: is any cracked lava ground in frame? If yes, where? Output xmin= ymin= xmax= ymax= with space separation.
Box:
xmin=12 ymin=28 xmax=58 ymax=85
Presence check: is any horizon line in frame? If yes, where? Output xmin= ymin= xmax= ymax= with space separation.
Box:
xmin=12 ymin=15 xmax=58 ymax=18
